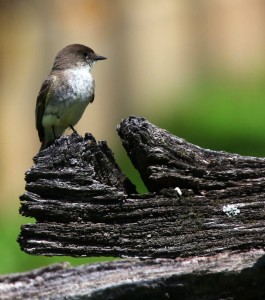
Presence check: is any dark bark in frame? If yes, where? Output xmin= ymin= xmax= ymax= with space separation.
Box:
xmin=1 ymin=251 xmax=265 ymax=300
xmin=19 ymin=188 xmax=265 ymax=257
xmin=19 ymin=116 xmax=265 ymax=258
xmin=24 ymin=132 xmax=136 ymax=200
xmin=117 ymin=116 xmax=265 ymax=195
xmin=15 ymin=116 xmax=265 ymax=298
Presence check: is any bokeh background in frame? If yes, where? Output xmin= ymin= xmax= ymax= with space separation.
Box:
xmin=1 ymin=0 xmax=265 ymax=274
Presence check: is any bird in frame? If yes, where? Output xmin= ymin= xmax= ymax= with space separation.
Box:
xmin=35 ymin=44 xmax=107 ymax=150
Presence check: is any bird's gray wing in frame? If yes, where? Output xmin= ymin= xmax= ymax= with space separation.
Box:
xmin=35 ymin=76 xmax=53 ymax=142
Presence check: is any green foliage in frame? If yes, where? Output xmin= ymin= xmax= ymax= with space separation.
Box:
xmin=158 ymin=75 xmax=265 ymax=157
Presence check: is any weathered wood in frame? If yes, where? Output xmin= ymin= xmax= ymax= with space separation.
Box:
xmin=19 ymin=190 xmax=265 ymax=257
xmin=18 ymin=116 xmax=265 ymax=257
xmin=14 ymin=116 xmax=265 ymax=298
xmin=24 ymin=132 xmax=136 ymax=201
xmin=1 ymin=250 xmax=265 ymax=300
xmin=117 ymin=116 xmax=265 ymax=194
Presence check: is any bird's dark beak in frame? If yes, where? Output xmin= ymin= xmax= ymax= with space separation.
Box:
xmin=95 ymin=55 xmax=107 ymax=61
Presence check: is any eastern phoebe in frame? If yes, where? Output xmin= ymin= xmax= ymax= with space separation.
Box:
xmin=35 ymin=44 xmax=106 ymax=150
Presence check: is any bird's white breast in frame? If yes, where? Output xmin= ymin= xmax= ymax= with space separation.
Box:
xmin=66 ymin=65 xmax=94 ymax=101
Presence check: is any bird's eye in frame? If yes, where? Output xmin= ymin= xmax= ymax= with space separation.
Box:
xmin=83 ymin=52 xmax=88 ymax=58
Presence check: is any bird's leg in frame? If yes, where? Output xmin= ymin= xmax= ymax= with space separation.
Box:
xmin=52 ymin=126 xmax=56 ymax=139
xmin=70 ymin=125 xmax=77 ymax=133
xmin=52 ymin=125 xmax=60 ymax=147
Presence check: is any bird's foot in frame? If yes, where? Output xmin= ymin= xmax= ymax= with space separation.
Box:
xmin=70 ymin=125 xmax=77 ymax=133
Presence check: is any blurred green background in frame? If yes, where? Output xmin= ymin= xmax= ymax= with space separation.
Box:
xmin=1 ymin=0 xmax=265 ymax=274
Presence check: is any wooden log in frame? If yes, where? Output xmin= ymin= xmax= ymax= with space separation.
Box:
xmin=18 ymin=116 xmax=265 ymax=257
xmin=117 ymin=116 xmax=265 ymax=195
xmin=1 ymin=250 xmax=265 ymax=300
